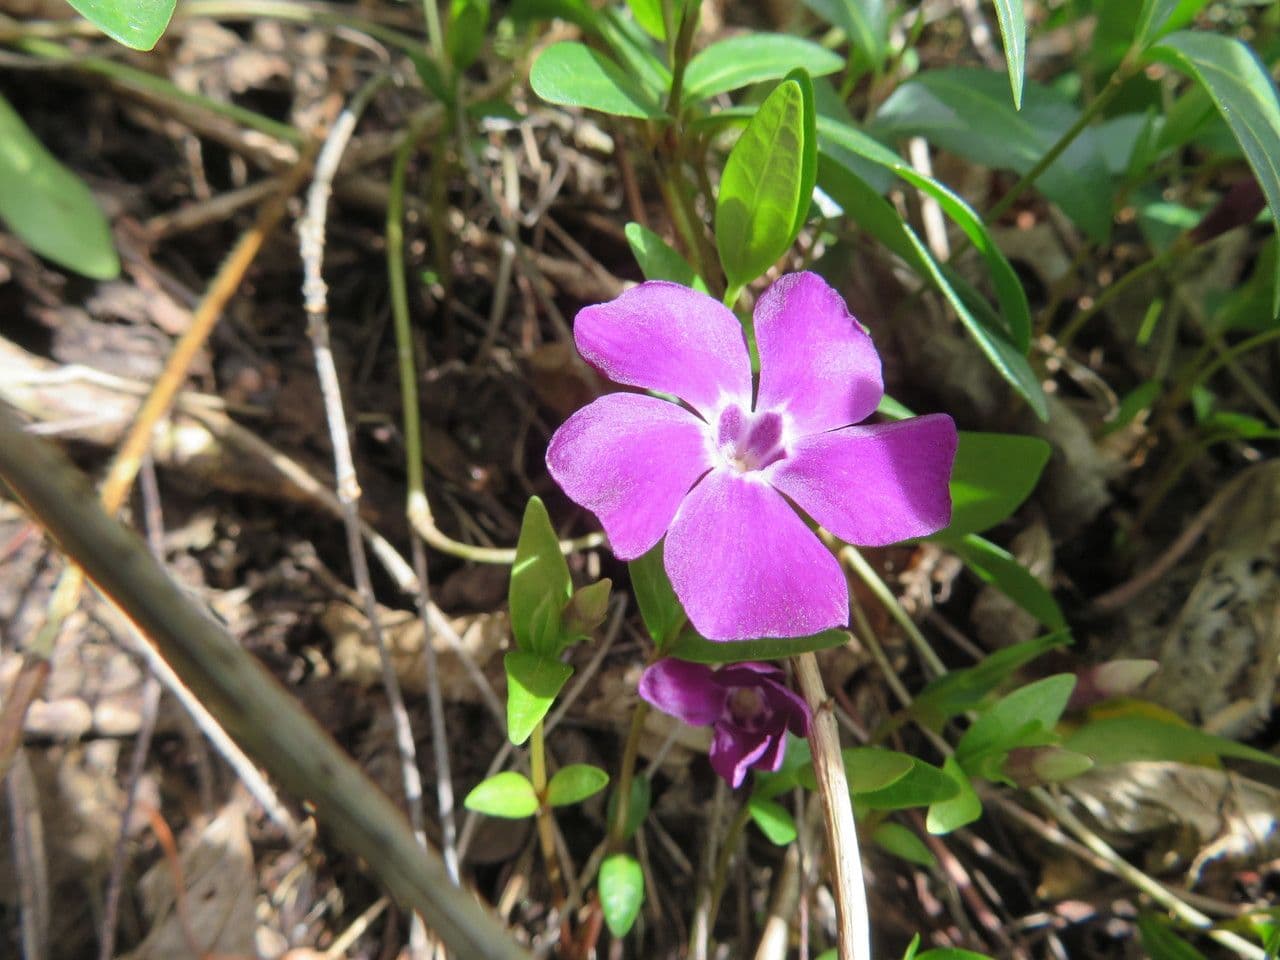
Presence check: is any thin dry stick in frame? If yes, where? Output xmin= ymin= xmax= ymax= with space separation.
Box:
xmin=300 ymin=75 xmax=434 ymax=960
xmin=794 ymin=651 xmax=871 ymax=960
xmin=6 ymin=751 xmax=48 ymax=960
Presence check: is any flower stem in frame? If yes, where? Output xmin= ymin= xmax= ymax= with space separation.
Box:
xmin=793 ymin=652 xmax=870 ymax=960
xmin=529 ymin=721 xmax=564 ymax=902
xmin=607 ymin=700 xmax=650 ymax=850
xmin=705 ymin=800 xmax=751 ymax=929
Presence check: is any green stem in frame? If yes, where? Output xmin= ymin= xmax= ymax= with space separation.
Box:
xmin=841 ymin=546 xmax=946 ymax=678
xmin=530 ymin=721 xmax=564 ymax=901
xmin=607 ymin=701 xmax=650 ymax=850
xmin=663 ymin=0 xmax=701 ymax=116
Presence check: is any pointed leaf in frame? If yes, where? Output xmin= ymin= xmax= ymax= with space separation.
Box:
xmin=65 ymin=0 xmax=176 ymax=50
xmin=925 ymin=756 xmax=983 ymax=834
xmin=447 ymin=0 xmax=490 ymax=70
xmin=684 ymin=34 xmax=842 ymax=101
xmin=504 ymin=651 xmax=573 ymax=746
xmin=990 ymin=0 xmax=1026 ymax=108
xmin=1063 ymin=713 xmax=1280 ymax=768
xmin=530 ymin=41 xmax=665 ymax=118
xmin=606 ymin=775 xmax=652 ymax=842
xmin=599 ymin=853 xmax=644 ymax=937
xmin=748 ymin=796 xmax=798 ymax=845
xmin=546 ymin=764 xmax=610 ymax=806
xmin=873 ymin=821 xmax=938 ymax=867
xmin=628 ymin=541 xmax=687 ymax=649
xmin=946 ymin=432 xmax=1052 ymax=536
xmin=0 ymin=95 xmax=118 ymax=279
xmin=624 ymin=222 xmax=708 ymax=291
xmin=955 ymin=674 xmax=1076 ymax=775
xmin=802 ymin=0 xmax=889 ymax=71
xmin=509 ymin=496 xmax=572 ymax=653
xmin=936 ymin=532 xmax=1066 ymax=630
xmin=464 ymin=771 xmax=539 ymax=818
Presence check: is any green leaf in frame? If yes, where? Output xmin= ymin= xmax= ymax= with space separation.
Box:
xmin=874 ymin=69 xmax=1113 ymax=243
xmin=1135 ymin=0 xmax=1211 ymax=50
xmin=802 ymin=0 xmax=889 ymax=71
xmin=464 ymin=771 xmax=539 ymax=818
xmin=843 ymin=749 xmax=915 ymax=793
xmin=684 ymin=34 xmax=842 ymax=101
xmin=599 ymin=853 xmax=644 ymax=937
xmin=748 ymin=796 xmax=798 ymax=845
xmin=855 ymin=758 xmax=960 ymax=810
xmin=562 ymin=579 xmax=611 ymax=642
xmin=1063 ymin=714 xmax=1280 ymax=768
xmin=625 ymin=0 xmax=665 ymax=39
xmin=816 ymin=156 xmax=1047 ymax=419
xmin=753 ymin=734 xmax=812 ymax=799
xmin=504 ymin=651 xmax=573 ymax=746
xmin=0 ymin=95 xmax=119 ymax=279
xmin=1148 ymin=31 xmax=1280 ymax=315
xmin=916 ymin=950 xmax=997 ymax=960
xmin=624 ymin=222 xmax=708 ymax=291
xmin=628 ymin=541 xmax=687 ymax=649
xmin=936 ymin=533 xmax=1066 ymax=630
xmin=990 ymin=0 xmax=1026 ymax=108
xmin=530 ymin=41 xmax=666 ymax=119
xmin=509 ymin=496 xmax=572 ymax=654
xmin=817 ymin=118 xmax=1032 ymax=351
xmin=946 ymin=432 xmax=1052 ymax=536
xmin=1137 ymin=914 xmax=1211 ymax=960
xmin=873 ymin=821 xmax=938 ymax=868
xmin=955 ymin=674 xmax=1076 ymax=779
xmin=546 ymin=764 xmax=610 ymax=806
xmin=911 ymin=632 xmax=1071 ymax=728
xmin=606 ymin=775 xmax=652 ymax=842
xmin=925 ymin=756 xmax=983 ymax=834
xmin=64 ymin=0 xmax=175 ymax=50
xmin=716 ymin=72 xmax=816 ymax=291
xmin=446 ymin=0 xmax=490 ymax=70
xmin=665 ymin=627 xmax=849 ymax=664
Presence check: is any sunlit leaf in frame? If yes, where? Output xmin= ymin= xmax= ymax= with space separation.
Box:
xmin=530 ymin=41 xmax=665 ymax=118
xmin=802 ymin=0 xmax=889 ymax=71
xmin=684 ymin=34 xmax=841 ymax=101
xmin=873 ymin=821 xmax=938 ymax=867
xmin=946 ymin=432 xmax=1052 ymax=536
xmin=599 ymin=853 xmax=644 ymax=936
xmin=546 ymin=764 xmax=610 ymax=806
xmin=936 ymin=533 xmax=1066 ymax=630
xmin=65 ymin=0 xmax=175 ymax=50
xmin=509 ymin=497 xmax=572 ymax=654
xmin=925 ymin=756 xmax=983 ymax=834
xmin=464 ymin=771 xmax=539 ymax=818
xmin=624 ymin=222 xmax=708 ymax=291
xmin=628 ymin=541 xmax=687 ymax=649
xmin=748 ymin=796 xmax=797 ymax=845
xmin=504 ymin=651 xmax=573 ymax=746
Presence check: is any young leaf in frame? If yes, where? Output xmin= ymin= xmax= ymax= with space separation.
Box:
xmin=509 ymin=496 xmax=572 ymax=653
xmin=65 ymin=0 xmax=176 ymax=50
xmin=716 ymin=71 xmax=816 ymax=292
xmin=504 ymin=651 xmax=573 ymax=746
xmin=955 ymin=674 xmax=1076 ymax=778
xmin=817 ymin=156 xmax=1047 ymax=419
xmin=873 ymin=821 xmax=938 ymax=867
xmin=624 ymin=222 xmax=708 ymax=291
xmin=464 ymin=771 xmax=539 ymax=818
xmin=546 ymin=764 xmax=610 ymax=806
xmin=748 ymin=796 xmax=798 ymax=845
xmin=843 ymin=749 xmax=915 ymax=793
xmin=530 ymin=41 xmax=665 ymax=119
xmin=628 ymin=541 xmax=687 ymax=649
xmin=562 ymin=579 xmax=611 ymax=642
xmin=606 ymin=775 xmax=652 ymax=842
xmin=665 ymin=627 xmax=849 ymax=664
xmin=925 ymin=756 xmax=983 ymax=834
xmin=989 ymin=0 xmax=1026 ymax=109
xmin=946 ymin=432 xmax=1052 ymax=536
xmin=447 ymin=0 xmax=490 ymax=71
xmin=873 ymin=69 xmax=1112 ymax=243
xmin=684 ymin=35 xmax=842 ymax=101
xmin=1147 ymin=31 xmax=1280 ymax=315
xmin=1063 ymin=713 xmax=1280 ymax=768
xmin=802 ymin=0 xmax=889 ymax=72
xmin=936 ymin=532 xmax=1066 ymax=630
xmin=855 ymin=757 xmax=960 ymax=810
xmin=599 ymin=852 xmax=645 ymax=937
xmin=916 ymin=950 xmax=998 ymax=960
xmin=625 ymin=0 xmax=665 ymax=39
xmin=0 ymin=95 xmax=118 ymax=280
xmin=1134 ymin=0 xmax=1211 ymax=51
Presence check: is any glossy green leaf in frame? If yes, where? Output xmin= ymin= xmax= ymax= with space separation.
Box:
xmin=596 ymin=7 xmax=672 ymax=101
xmin=937 ymin=533 xmax=1066 ymax=630
xmin=990 ymin=0 xmax=1026 ymax=108
xmin=1135 ymin=0 xmax=1211 ymax=50
xmin=629 ymin=541 xmax=687 ymax=649
xmin=955 ymin=674 xmax=1075 ymax=779
xmin=530 ymin=41 xmax=665 ymax=118
xmin=509 ymin=496 xmax=572 ymax=654
xmin=748 ymin=796 xmax=798 ymax=845
xmin=599 ymin=853 xmax=645 ymax=937
xmin=1137 ymin=914 xmax=1211 ymax=960
xmin=716 ymin=72 xmax=816 ymax=291
xmin=855 ymin=758 xmax=960 ymax=810
xmin=606 ymin=775 xmax=652 ymax=842
xmin=0 ymin=95 xmax=118 ymax=279
xmin=684 ymin=34 xmax=842 ymax=101
xmin=624 ymin=222 xmax=708 ymax=291
xmin=802 ymin=0 xmax=889 ymax=70
xmin=64 ymin=0 xmax=175 ymax=50
xmin=625 ymin=0 xmax=665 ymax=39
xmin=817 ymin=156 xmax=1047 ymax=419
xmin=817 ymin=118 xmax=1032 ymax=350
xmin=446 ymin=0 xmax=490 ymax=70
xmin=873 ymin=821 xmax=937 ymax=867
xmin=665 ymin=627 xmax=849 ymax=664
xmin=1063 ymin=714 xmax=1280 ymax=768
xmin=874 ymin=69 xmax=1113 ymax=243
xmin=1148 ymin=31 xmax=1280 ymax=315
xmin=546 ymin=764 xmax=610 ymax=807
xmin=463 ymin=771 xmax=539 ymax=818
xmin=946 ymin=432 xmax=1052 ymax=536
xmin=504 ymin=651 xmax=573 ymax=746
xmin=911 ymin=633 xmax=1071 ymax=728
xmin=925 ymin=756 xmax=983 ymax=834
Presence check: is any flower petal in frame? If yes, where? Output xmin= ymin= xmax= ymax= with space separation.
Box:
xmin=665 ymin=470 xmax=848 ymax=640
xmin=753 ymin=272 xmax=883 ymax=435
xmin=546 ymin=393 xmax=713 ymax=559
xmin=710 ymin=724 xmax=773 ymax=788
xmin=768 ymin=414 xmax=958 ymax=546
xmin=574 ymin=282 xmax=753 ymax=418
xmin=638 ymin=659 xmax=726 ymax=726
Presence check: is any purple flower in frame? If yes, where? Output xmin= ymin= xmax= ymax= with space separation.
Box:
xmin=546 ymin=271 xmax=957 ymax=640
xmin=639 ymin=659 xmax=812 ymax=788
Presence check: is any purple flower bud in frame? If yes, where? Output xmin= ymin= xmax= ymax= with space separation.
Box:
xmin=638 ymin=659 xmax=812 ymax=788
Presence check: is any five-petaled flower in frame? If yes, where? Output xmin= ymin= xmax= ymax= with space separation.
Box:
xmin=546 ymin=271 xmax=957 ymax=640
xmin=639 ymin=658 xmax=811 ymax=788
